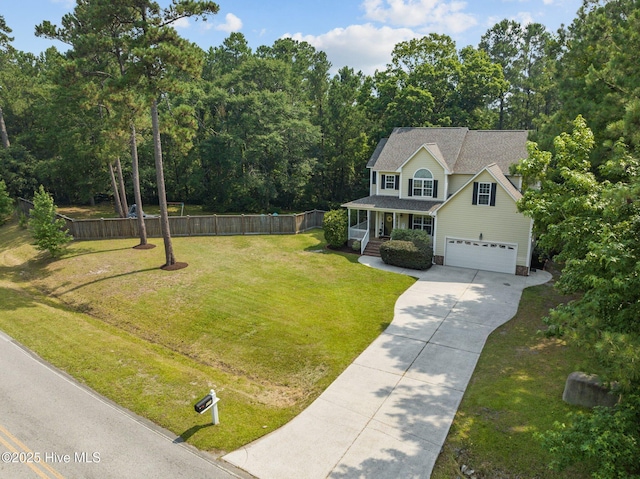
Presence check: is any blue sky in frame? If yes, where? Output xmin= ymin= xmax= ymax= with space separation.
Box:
xmin=4 ymin=0 xmax=582 ymax=74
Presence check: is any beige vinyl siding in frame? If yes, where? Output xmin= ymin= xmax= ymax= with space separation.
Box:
xmin=507 ymin=175 xmax=522 ymax=191
xmin=447 ymin=174 xmax=473 ymax=197
xmin=401 ymin=148 xmax=446 ymax=200
xmin=377 ymin=172 xmax=400 ymax=197
xmin=435 ymin=171 xmax=532 ymax=267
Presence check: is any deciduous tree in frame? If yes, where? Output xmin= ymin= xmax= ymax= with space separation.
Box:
xmin=514 ymin=116 xmax=640 ymax=476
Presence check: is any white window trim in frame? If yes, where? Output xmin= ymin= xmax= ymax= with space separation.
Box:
xmin=477 ymin=182 xmax=491 ymax=206
xmin=385 ymin=175 xmax=396 ymax=190
xmin=412 ymin=215 xmax=433 ymax=235
xmin=412 ymin=169 xmax=434 ymax=198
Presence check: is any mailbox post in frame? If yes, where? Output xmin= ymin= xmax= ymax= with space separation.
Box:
xmin=194 ymin=389 xmax=220 ymax=425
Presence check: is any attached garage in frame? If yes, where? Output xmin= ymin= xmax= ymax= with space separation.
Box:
xmin=444 ymin=237 xmax=517 ymax=274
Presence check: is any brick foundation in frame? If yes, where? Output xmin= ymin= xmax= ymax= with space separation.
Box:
xmin=434 ymin=255 xmax=444 ymax=265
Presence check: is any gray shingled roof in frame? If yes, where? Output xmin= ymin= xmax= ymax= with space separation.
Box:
xmin=485 ymin=163 xmax=523 ymax=201
xmin=454 ymin=130 xmax=528 ymax=174
xmin=368 ymin=127 xmax=528 ymax=175
xmin=366 ymin=138 xmax=388 ymax=168
xmin=342 ymin=195 xmax=442 ymax=214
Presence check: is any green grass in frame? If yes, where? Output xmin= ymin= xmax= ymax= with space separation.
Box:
xmin=0 ymin=222 xmax=414 ymax=453
xmin=431 ymin=279 xmax=601 ymax=479
xmin=1 ymin=220 xmax=602 ymax=471
xmin=57 ymin=203 xmax=205 ymax=219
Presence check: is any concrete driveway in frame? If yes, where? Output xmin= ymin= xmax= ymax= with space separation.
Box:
xmin=224 ymin=260 xmax=551 ymax=479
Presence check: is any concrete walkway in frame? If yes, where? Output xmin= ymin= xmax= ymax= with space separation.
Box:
xmin=224 ymin=259 xmax=552 ymax=478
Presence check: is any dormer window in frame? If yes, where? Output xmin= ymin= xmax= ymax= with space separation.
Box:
xmin=409 ymin=169 xmax=438 ymax=198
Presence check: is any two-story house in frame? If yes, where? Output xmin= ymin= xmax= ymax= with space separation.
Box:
xmin=342 ymin=127 xmax=534 ymax=275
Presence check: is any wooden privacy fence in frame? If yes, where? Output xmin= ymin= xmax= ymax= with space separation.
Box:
xmin=18 ymin=199 xmax=325 ymax=240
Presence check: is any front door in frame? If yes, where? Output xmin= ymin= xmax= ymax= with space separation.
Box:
xmin=383 ymin=212 xmax=394 ymax=237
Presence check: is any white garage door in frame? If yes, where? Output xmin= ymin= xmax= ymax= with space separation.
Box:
xmin=445 ymin=238 xmax=517 ymax=274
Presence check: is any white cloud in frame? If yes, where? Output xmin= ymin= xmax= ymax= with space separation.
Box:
xmin=484 ymin=11 xmax=534 ymax=30
xmin=173 ymin=18 xmax=191 ymax=29
xmin=283 ymin=0 xmax=480 ymax=75
xmin=362 ymin=0 xmax=477 ymax=32
xmin=515 ymin=11 xmax=535 ymax=25
xmin=51 ymin=0 xmax=75 ymax=9
xmin=213 ymin=13 xmax=243 ymax=33
xmin=286 ymin=23 xmax=420 ymax=75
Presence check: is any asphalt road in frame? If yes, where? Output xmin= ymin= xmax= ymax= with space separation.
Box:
xmin=0 ymin=330 xmax=247 ymax=479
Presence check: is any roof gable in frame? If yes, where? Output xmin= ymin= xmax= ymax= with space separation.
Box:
xmin=397 ymin=143 xmax=450 ymax=174
xmin=436 ymin=163 xmax=522 ymax=213
xmin=368 ymin=127 xmax=528 ymax=175
xmin=370 ymin=127 xmax=467 ymax=172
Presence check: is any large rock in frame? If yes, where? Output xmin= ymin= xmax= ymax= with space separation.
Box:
xmin=562 ymin=372 xmax=619 ymax=408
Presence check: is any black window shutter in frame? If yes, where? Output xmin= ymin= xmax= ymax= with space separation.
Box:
xmin=472 ymin=182 xmax=478 ymax=205
xmin=372 ymin=171 xmax=377 ymax=185
xmin=381 ymin=174 xmax=386 ymax=190
xmin=490 ymin=183 xmax=497 ymax=206
xmin=408 ymin=179 xmax=413 ymax=197
xmin=395 ymin=175 xmax=400 ymax=190
xmin=408 ymin=214 xmax=413 ymax=228
xmin=433 ymin=180 xmax=438 ymax=198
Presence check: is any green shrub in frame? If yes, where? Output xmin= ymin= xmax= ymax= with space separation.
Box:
xmin=28 ymin=185 xmax=72 ymax=258
xmin=538 ymin=393 xmax=640 ymax=479
xmin=323 ymin=209 xmax=348 ymax=248
xmin=391 ymin=228 xmax=433 ymax=250
xmin=380 ymin=240 xmax=432 ymax=270
xmin=0 ymin=179 xmax=12 ymax=225
xmin=382 ymin=228 xmax=433 ymax=269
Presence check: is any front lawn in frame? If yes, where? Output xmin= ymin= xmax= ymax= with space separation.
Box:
xmin=431 ymin=278 xmax=601 ymax=478
xmin=0 ymin=223 xmax=414 ymax=453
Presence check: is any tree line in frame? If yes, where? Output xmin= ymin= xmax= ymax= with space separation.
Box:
xmin=1 ymin=0 xmax=640 ymax=474
xmin=0 ymin=5 xmax=562 ymax=216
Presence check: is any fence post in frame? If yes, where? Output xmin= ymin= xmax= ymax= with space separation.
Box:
xmin=214 ymin=214 xmax=218 ymax=236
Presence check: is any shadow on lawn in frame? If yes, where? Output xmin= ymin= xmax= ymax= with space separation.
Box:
xmin=58 ymin=267 xmax=160 ymax=294
xmin=0 ymin=286 xmax=39 ymax=311
xmin=331 ymin=271 xmax=530 ymax=478
xmin=174 ymin=423 xmax=215 ymax=443
xmin=64 ymin=244 xmax=145 ymax=259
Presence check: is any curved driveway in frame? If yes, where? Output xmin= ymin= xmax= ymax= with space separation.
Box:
xmin=224 ymin=260 xmax=551 ymax=479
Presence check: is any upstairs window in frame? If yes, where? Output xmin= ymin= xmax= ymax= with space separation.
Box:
xmin=381 ymin=174 xmax=399 ymax=190
xmin=385 ymin=174 xmax=397 ymax=190
xmin=472 ymin=182 xmax=497 ymax=206
xmin=409 ymin=169 xmax=438 ymax=198
xmin=477 ymin=182 xmax=491 ymax=205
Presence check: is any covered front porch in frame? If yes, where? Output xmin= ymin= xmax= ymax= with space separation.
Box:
xmin=342 ymin=196 xmax=441 ymax=255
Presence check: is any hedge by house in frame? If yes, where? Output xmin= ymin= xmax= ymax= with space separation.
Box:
xmin=380 ymin=228 xmax=433 ymax=270
xmin=390 ymin=228 xmax=432 ymax=249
